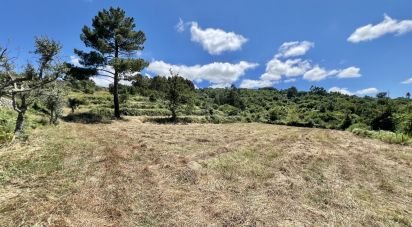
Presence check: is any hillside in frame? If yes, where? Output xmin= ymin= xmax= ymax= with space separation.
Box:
xmin=1 ymin=120 xmax=411 ymax=226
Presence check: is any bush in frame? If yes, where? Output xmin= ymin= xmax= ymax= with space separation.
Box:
xmin=371 ymin=108 xmax=395 ymax=131
xmin=149 ymin=94 xmax=157 ymax=102
xmin=347 ymin=123 xmax=370 ymax=132
xmin=396 ymin=113 xmax=412 ymax=136
xmin=218 ymin=104 xmax=240 ymax=116
xmin=120 ymin=108 xmax=171 ymax=116
xmin=0 ymin=109 xmax=16 ymax=144
xmin=352 ymin=128 xmax=411 ymax=145
xmin=339 ymin=114 xmax=352 ymax=130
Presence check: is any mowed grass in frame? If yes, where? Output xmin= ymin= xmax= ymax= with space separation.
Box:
xmin=0 ymin=120 xmax=411 ymax=226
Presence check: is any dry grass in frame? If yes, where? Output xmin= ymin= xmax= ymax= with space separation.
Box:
xmin=1 ymin=118 xmax=411 ymax=226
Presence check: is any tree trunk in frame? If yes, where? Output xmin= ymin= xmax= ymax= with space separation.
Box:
xmin=113 ymin=42 xmax=121 ymax=119
xmin=49 ymin=109 xmax=54 ymax=125
xmin=14 ymin=111 xmax=25 ymax=135
xmin=113 ymin=74 xmax=120 ymax=119
xmin=171 ymin=107 xmax=177 ymax=122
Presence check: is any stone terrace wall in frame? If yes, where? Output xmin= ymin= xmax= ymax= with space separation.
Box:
xmin=0 ymin=97 xmax=13 ymax=109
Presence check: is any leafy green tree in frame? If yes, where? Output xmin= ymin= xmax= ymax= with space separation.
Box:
xmin=286 ymin=86 xmax=298 ymax=99
xmin=71 ymin=7 xmax=148 ymax=118
xmin=309 ymin=86 xmax=327 ymax=96
xmin=376 ymin=92 xmax=387 ymax=99
xmin=371 ymin=106 xmax=395 ymax=131
xmin=226 ymin=84 xmax=244 ymax=109
xmin=166 ymin=71 xmax=195 ymax=121
xmin=41 ymin=82 xmax=68 ymax=125
xmin=150 ymin=76 xmax=169 ymax=94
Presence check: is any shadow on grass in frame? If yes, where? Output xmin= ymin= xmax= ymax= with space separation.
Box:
xmin=62 ymin=112 xmax=113 ymax=124
xmin=142 ymin=117 xmax=192 ymax=124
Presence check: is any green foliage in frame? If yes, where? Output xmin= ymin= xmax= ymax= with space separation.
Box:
xmin=165 ymin=73 xmax=195 ymax=121
xmin=396 ymin=113 xmax=412 ymax=136
xmin=72 ymin=7 xmax=148 ymax=118
xmin=268 ymin=106 xmax=286 ymax=122
xmin=371 ymin=107 xmax=395 ymax=131
xmin=0 ymin=109 xmax=16 ymax=143
xmin=286 ymin=86 xmax=298 ymax=99
xmin=339 ymin=114 xmax=353 ymax=130
xmin=41 ymin=82 xmax=68 ymax=125
xmin=68 ymin=79 xmax=96 ymax=94
xmin=351 ymin=128 xmax=411 ymax=145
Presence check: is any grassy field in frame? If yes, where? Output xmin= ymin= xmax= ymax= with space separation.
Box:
xmin=0 ymin=119 xmax=411 ymax=226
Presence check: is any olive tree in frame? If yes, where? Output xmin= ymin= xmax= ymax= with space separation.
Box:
xmin=0 ymin=37 xmax=65 ymax=136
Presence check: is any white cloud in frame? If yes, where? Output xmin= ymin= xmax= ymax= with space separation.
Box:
xmin=302 ymin=66 xmax=360 ymax=81
xmin=190 ymin=22 xmax=248 ymax=55
xmin=328 ymin=87 xmax=379 ymax=96
xmin=276 ymin=41 xmax=314 ymax=58
xmin=239 ymin=79 xmax=274 ymax=89
xmin=348 ymin=14 xmax=412 ymax=43
xmin=260 ymin=41 xmax=361 ymax=82
xmin=401 ymin=77 xmax=412 ymax=84
xmin=356 ymin=88 xmax=379 ymax=96
xmin=303 ymin=66 xmax=338 ymax=81
xmin=147 ymin=60 xmax=258 ymax=88
xmin=337 ymin=66 xmax=362 ymax=78
xmin=261 ymin=58 xmax=311 ymax=81
xmin=175 ymin=18 xmax=187 ymax=32
xmin=284 ymin=78 xmax=297 ymax=83
xmin=70 ymin=55 xmax=81 ymax=66
xmin=328 ymin=87 xmax=353 ymax=95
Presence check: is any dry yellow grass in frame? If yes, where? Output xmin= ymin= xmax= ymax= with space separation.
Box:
xmin=1 ymin=119 xmax=411 ymax=226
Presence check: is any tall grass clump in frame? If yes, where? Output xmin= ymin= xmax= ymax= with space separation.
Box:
xmin=351 ymin=128 xmax=412 ymax=145
xmin=0 ymin=109 xmax=16 ymax=144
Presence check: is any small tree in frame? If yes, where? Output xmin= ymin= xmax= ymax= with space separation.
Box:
xmin=286 ymin=86 xmax=298 ymax=99
xmin=70 ymin=7 xmax=148 ymax=119
xmin=165 ymin=71 xmax=195 ymax=121
xmin=226 ymin=84 xmax=244 ymax=109
xmin=376 ymin=92 xmax=387 ymax=99
xmin=309 ymin=86 xmax=327 ymax=96
xmin=68 ymin=98 xmax=81 ymax=113
xmin=41 ymin=82 xmax=67 ymax=125
xmin=406 ymin=92 xmax=411 ymax=99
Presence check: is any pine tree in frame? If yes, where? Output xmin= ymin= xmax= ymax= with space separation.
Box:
xmin=71 ymin=7 xmax=148 ymax=118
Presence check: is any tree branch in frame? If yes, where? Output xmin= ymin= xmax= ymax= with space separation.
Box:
xmin=97 ymin=68 xmax=115 ymax=76
xmin=11 ymin=93 xmax=21 ymax=113
xmin=0 ymin=48 xmax=6 ymax=61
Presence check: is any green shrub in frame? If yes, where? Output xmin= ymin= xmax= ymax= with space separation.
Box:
xmin=0 ymin=109 xmax=16 ymax=144
xmin=396 ymin=113 xmax=412 ymax=136
xmin=352 ymin=128 xmax=411 ymax=145
xmin=120 ymin=108 xmax=171 ymax=116
xmin=347 ymin=123 xmax=370 ymax=132
xmin=218 ymin=104 xmax=240 ymax=116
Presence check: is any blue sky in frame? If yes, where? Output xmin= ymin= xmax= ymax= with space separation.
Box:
xmin=1 ymin=0 xmax=412 ymax=97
